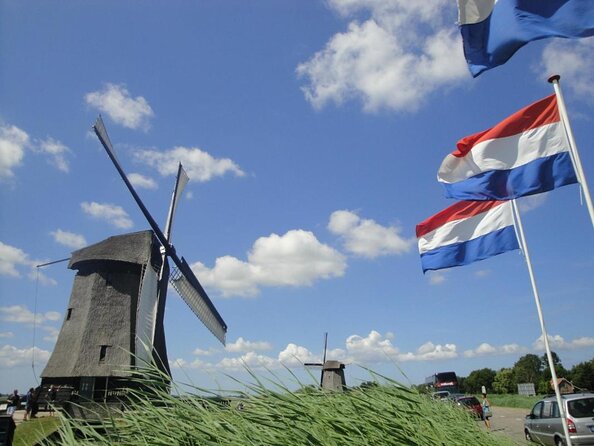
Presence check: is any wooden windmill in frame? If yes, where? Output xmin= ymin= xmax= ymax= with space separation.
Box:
xmin=304 ymin=333 xmax=346 ymax=391
xmin=40 ymin=117 xmax=227 ymax=405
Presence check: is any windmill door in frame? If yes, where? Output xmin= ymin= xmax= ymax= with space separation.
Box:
xmin=79 ymin=377 xmax=95 ymax=400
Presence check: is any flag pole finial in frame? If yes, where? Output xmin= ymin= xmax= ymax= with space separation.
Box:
xmin=547 ymin=74 xmax=560 ymax=84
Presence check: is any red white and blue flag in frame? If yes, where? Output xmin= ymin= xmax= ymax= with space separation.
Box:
xmin=459 ymin=0 xmax=594 ymax=77
xmin=438 ymin=95 xmax=578 ymax=201
xmin=416 ymin=200 xmax=519 ymax=273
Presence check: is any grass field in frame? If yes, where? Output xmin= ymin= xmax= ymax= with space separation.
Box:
xmin=14 ymin=416 xmax=61 ymax=446
xmin=482 ymin=394 xmax=543 ymax=410
xmin=44 ymin=373 xmax=517 ymax=446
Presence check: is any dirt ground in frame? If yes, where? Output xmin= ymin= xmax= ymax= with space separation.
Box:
xmin=483 ymin=406 xmax=532 ymax=445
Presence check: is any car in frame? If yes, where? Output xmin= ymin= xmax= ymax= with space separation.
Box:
xmin=524 ymin=392 xmax=594 ymax=445
xmin=431 ymin=390 xmax=451 ymax=400
xmin=453 ymin=395 xmax=484 ymax=419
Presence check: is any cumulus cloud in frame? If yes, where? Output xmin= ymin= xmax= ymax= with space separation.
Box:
xmin=216 ymin=352 xmax=278 ymax=371
xmin=128 ymin=172 xmax=158 ymax=190
xmin=428 ymin=272 xmax=446 ymax=285
xmin=533 ymin=334 xmax=594 ymax=351
xmin=397 ymin=341 xmax=458 ymax=361
xmin=297 ymin=1 xmax=467 ymax=112
xmin=81 ymin=201 xmax=133 ymax=229
xmin=0 ymin=124 xmax=29 ymax=178
xmin=0 ymin=242 xmax=30 ymax=277
xmin=0 ymin=305 xmax=61 ymax=325
xmin=278 ymin=343 xmax=320 ymax=367
xmin=328 ymin=210 xmax=413 ymax=258
xmin=192 ymin=229 xmax=347 ymax=297
xmin=38 ymin=138 xmax=71 ymax=172
xmin=539 ymin=38 xmax=594 ymax=102
xmin=226 ymin=337 xmax=273 ymax=353
xmin=464 ymin=342 xmax=525 ymax=358
xmin=345 ymin=330 xmax=400 ymax=362
xmin=0 ymin=345 xmax=51 ymax=368
xmin=51 ymin=229 xmax=87 ymax=250
xmin=85 ymin=83 xmax=154 ymax=130
xmin=134 ymin=147 xmax=244 ymax=183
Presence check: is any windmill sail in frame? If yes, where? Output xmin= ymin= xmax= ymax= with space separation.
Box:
xmin=170 ymin=259 xmax=226 ymax=344
xmin=92 ymin=116 xmax=227 ymax=345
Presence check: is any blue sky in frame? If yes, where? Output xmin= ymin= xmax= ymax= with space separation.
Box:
xmin=1 ymin=1 xmax=593 ymax=394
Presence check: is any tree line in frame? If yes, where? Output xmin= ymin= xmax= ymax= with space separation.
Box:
xmin=458 ymin=354 xmax=594 ymax=394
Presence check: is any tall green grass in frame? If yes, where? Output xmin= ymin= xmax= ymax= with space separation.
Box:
xmin=45 ymin=370 xmax=516 ymax=446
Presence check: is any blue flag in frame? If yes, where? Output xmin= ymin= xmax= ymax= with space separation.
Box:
xmin=458 ymin=0 xmax=594 ymax=77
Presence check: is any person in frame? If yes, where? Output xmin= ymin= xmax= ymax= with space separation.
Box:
xmin=6 ymin=389 xmax=20 ymax=417
xmin=47 ymin=385 xmax=58 ymax=415
xmin=481 ymin=393 xmax=492 ymax=429
xmin=23 ymin=387 xmax=34 ymax=421
xmin=29 ymin=386 xmax=41 ymax=419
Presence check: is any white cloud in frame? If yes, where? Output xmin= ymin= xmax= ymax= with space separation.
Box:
xmin=0 ymin=332 xmax=14 ymax=339
xmin=297 ymin=1 xmax=467 ymax=112
xmin=345 ymin=330 xmax=399 ymax=362
xmin=328 ymin=210 xmax=413 ymax=258
xmin=134 ymin=147 xmax=244 ymax=183
xmin=38 ymin=138 xmax=70 ymax=172
xmin=539 ymin=38 xmax=594 ymax=102
xmin=0 ymin=124 xmax=29 ymax=178
xmin=81 ymin=201 xmax=133 ymax=229
xmin=0 ymin=345 xmax=51 ymax=368
xmin=278 ymin=343 xmax=320 ymax=367
xmin=226 ymin=337 xmax=273 ymax=353
xmin=0 ymin=305 xmax=61 ymax=325
xmin=533 ymin=334 xmax=594 ymax=351
xmin=51 ymin=229 xmax=87 ymax=250
xmin=216 ymin=351 xmax=278 ymax=371
xmin=463 ymin=342 xmax=525 ymax=358
xmin=0 ymin=242 xmax=30 ymax=277
xmin=192 ymin=348 xmax=217 ymax=356
xmin=397 ymin=341 xmax=458 ymax=361
xmin=429 ymin=272 xmax=446 ymax=285
xmin=128 ymin=172 xmax=158 ymax=190
xmin=85 ymin=83 xmax=154 ymax=130
xmin=192 ymin=229 xmax=347 ymax=297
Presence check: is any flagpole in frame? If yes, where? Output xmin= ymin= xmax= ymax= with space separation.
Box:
xmin=511 ymin=199 xmax=573 ymax=446
xmin=548 ymin=75 xmax=594 ymax=229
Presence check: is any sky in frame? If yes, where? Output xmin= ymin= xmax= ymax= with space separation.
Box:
xmin=1 ymin=1 xmax=593 ymax=394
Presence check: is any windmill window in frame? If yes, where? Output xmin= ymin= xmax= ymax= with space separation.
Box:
xmin=66 ymin=308 xmax=73 ymax=320
xmin=99 ymin=345 xmax=109 ymax=362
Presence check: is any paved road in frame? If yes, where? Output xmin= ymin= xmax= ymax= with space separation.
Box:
xmin=485 ymin=406 xmax=532 ymax=445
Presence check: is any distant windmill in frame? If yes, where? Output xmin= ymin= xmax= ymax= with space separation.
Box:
xmin=40 ymin=117 xmax=227 ymax=405
xmin=304 ymin=333 xmax=346 ymax=391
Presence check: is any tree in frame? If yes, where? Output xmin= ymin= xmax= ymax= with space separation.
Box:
xmin=493 ymin=368 xmax=515 ymax=394
xmin=513 ymin=354 xmax=542 ymax=385
xmin=569 ymin=358 xmax=594 ymax=390
xmin=464 ymin=368 xmax=496 ymax=394
xmin=541 ymin=352 xmax=569 ymax=382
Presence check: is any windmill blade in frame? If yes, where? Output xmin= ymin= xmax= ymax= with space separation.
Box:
xmin=164 ymin=163 xmax=189 ymax=243
xmin=93 ymin=116 xmax=227 ymax=344
xmin=170 ymin=257 xmax=227 ymax=344
xmin=93 ymin=116 xmax=169 ymax=251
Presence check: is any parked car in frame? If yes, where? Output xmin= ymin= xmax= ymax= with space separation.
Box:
xmin=453 ymin=395 xmax=484 ymax=419
xmin=524 ymin=392 xmax=594 ymax=445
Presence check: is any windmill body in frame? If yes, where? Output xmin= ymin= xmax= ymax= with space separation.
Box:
xmin=39 ymin=117 xmax=227 ymax=409
xmin=41 ymin=231 xmax=170 ymax=400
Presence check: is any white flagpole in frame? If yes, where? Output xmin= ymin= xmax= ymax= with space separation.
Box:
xmin=548 ymin=75 xmax=594 ymax=229
xmin=511 ymin=199 xmax=573 ymax=446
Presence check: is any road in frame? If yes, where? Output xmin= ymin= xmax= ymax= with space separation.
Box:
xmin=484 ymin=406 xmax=532 ymax=445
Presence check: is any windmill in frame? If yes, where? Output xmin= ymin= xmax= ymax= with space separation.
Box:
xmin=40 ymin=117 xmax=227 ymax=406
xmin=304 ymin=333 xmax=346 ymax=391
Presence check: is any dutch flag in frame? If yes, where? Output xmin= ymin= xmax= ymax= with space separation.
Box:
xmin=438 ymin=94 xmax=578 ymax=201
xmin=416 ymin=200 xmax=519 ymax=273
